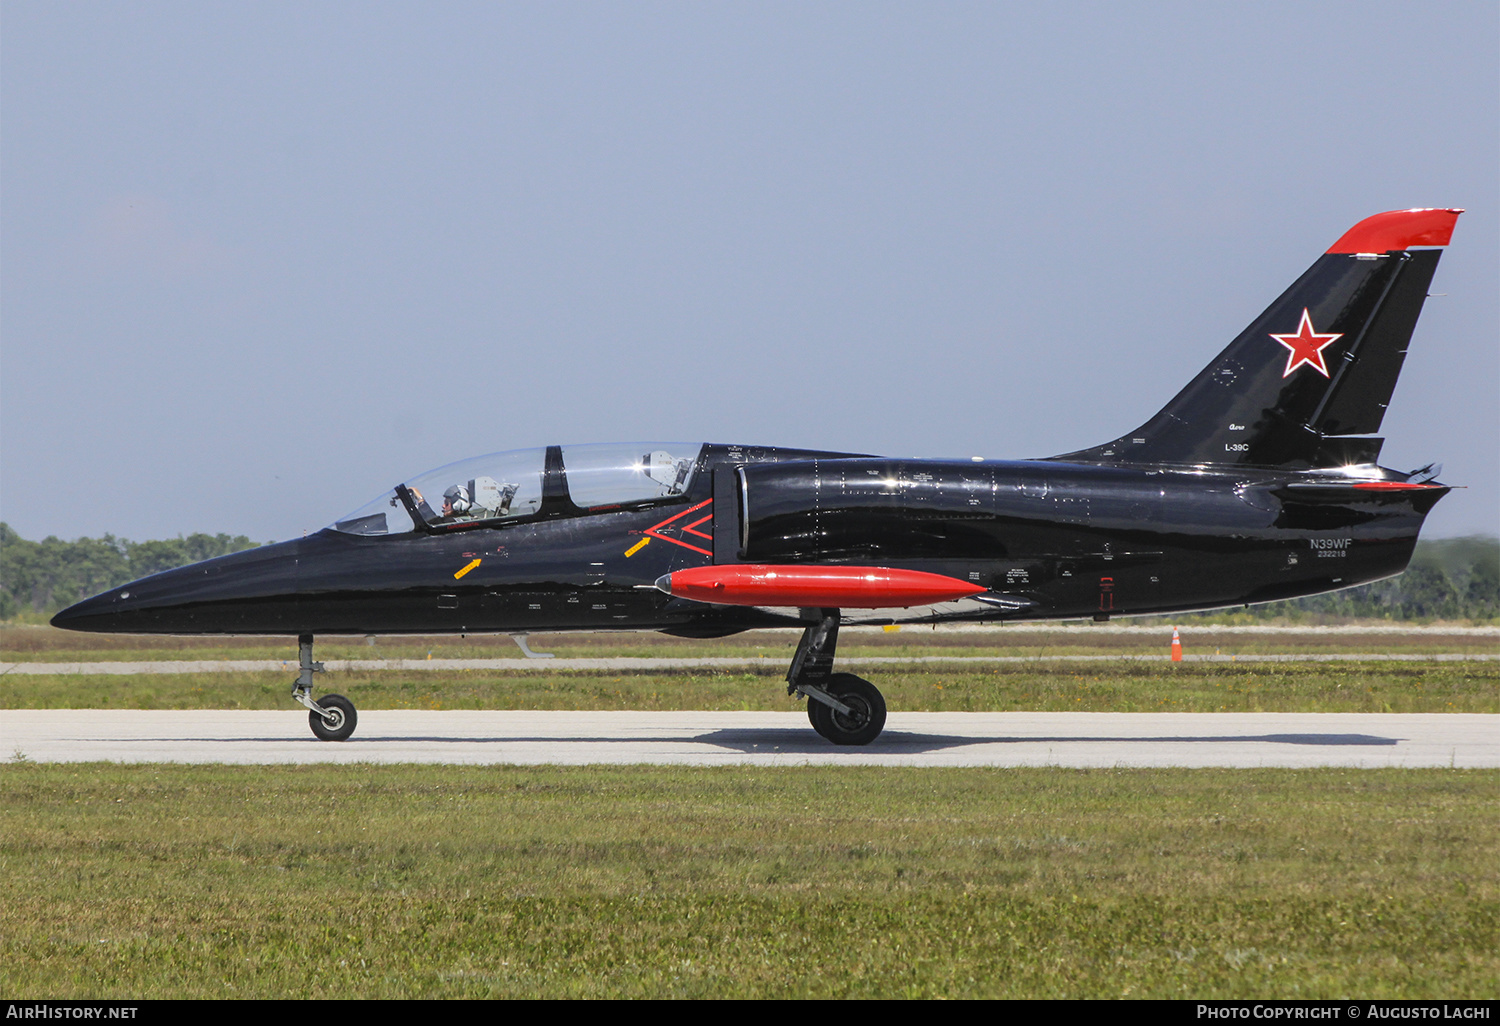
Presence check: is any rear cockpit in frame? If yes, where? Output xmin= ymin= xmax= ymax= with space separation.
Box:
xmin=331 ymin=443 xmax=703 ymax=536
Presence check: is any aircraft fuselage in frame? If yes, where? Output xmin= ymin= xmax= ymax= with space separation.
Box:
xmin=51 ymin=445 xmax=1445 ymax=638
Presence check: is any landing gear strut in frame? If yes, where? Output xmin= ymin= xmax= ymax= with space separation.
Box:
xmin=291 ymin=634 xmax=358 ymax=741
xmin=786 ymin=610 xmax=886 ymax=745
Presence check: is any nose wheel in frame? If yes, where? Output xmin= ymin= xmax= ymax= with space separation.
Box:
xmin=309 ymin=694 xmax=358 ymax=742
xmin=290 ymin=634 xmax=360 ymax=741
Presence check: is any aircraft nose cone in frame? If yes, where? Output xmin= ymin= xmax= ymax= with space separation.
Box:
xmin=49 ymin=567 xmax=210 ymax=633
xmin=47 ymin=538 xmax=305 ymax=634
xmin=50 ymin=589 xmax=134 ymax=632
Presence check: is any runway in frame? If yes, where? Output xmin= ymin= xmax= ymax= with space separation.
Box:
xmin=4 ymin=710 xmax=1494 ymax=768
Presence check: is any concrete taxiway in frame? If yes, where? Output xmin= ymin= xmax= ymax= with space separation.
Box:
xmin=3 ymin=710 xmax=1493 ymax=768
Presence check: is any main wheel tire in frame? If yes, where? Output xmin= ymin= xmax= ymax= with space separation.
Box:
xmin=310 ymin=694 xmax=357 ymax=742
xmin=820 ymin=673 xmax=886 ymax=746
xmin=807 ymin=696 xmax=832 ymax=739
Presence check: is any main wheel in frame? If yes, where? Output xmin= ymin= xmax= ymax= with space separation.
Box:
xmin=310 ymin=694 xmax=357 ymax=742
xmin=820 ymin=673 xmax=886 ymax=746
xmin=807 ymin=696 xmax=832 ymax=739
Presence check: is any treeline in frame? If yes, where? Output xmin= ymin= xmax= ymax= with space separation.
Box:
xmin=1 ymin=524 xmax=1496 ymax=622
xmin=0 ymin=523 xmax=258 ymax=619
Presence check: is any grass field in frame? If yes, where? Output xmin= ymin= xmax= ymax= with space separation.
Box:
xmin=2 ymin=763 xmax=1495 ymax=999
xmin=3 ymin=662 xmax=1497 ymax=714
xmin=4 ymin=623 xmax=1497 ymax=715
xmin=5 ymin=622 xmax=1499 ymax=662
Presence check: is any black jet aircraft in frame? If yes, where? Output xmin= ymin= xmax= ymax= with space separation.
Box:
xmin=52 ymin=208 xmax=1464 ymax=745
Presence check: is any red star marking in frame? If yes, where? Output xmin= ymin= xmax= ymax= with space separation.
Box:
xmin=1270 ymin=309 xmax=1342 ymax=379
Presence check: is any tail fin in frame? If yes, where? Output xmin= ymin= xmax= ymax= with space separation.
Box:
xmin=1054 ymin=208 xmax=1462 ymax=470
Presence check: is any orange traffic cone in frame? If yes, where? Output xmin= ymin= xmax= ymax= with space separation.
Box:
xmin=1170 ymin=627 xmax=1182 ymax=662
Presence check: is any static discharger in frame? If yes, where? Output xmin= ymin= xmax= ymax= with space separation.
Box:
xmin=655 ymin=564 xmax=986 ymax=609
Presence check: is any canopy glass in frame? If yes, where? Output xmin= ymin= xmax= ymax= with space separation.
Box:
xmin=330 ymin=443 xmax=703 ymax=535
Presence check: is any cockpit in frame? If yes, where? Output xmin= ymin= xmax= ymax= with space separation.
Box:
xmin=330 ymin=443 xmax=703 ymax=536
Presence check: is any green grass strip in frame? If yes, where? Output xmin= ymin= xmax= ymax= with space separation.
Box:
xmin=2 ymin=763 xmax=1494 ymax=998
xmin=7 ymin=624 xmax=1499 ymax=662
xmin=4 ymin=661 xmax=1496 ymax=713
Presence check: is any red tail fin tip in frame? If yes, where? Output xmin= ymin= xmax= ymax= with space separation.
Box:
xmin=1326 ymin=208 xmax=1463 ymax=254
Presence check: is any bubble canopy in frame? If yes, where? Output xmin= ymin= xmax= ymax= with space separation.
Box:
xmin=331 ymin=443 xmax=704 ymax=536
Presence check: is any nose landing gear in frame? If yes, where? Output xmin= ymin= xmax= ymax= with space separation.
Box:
xmin=290 ymin=634 xmax=358 ymax=741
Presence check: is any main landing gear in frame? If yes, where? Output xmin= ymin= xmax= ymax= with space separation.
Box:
xmin=787 ymin=611 xmax=886 ymax=746
xmin=291 ymin=634 xmax=358 ymax=742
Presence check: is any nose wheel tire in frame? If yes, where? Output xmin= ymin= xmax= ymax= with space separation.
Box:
xmin=310 ymin=694 xmax=358 ymax=742
xmin=812 ymin=673 xmax=885 ymax=746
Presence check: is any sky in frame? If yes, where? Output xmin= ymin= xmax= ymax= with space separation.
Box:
xmin=3 ymin=2 xmax=1496 ymax=544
